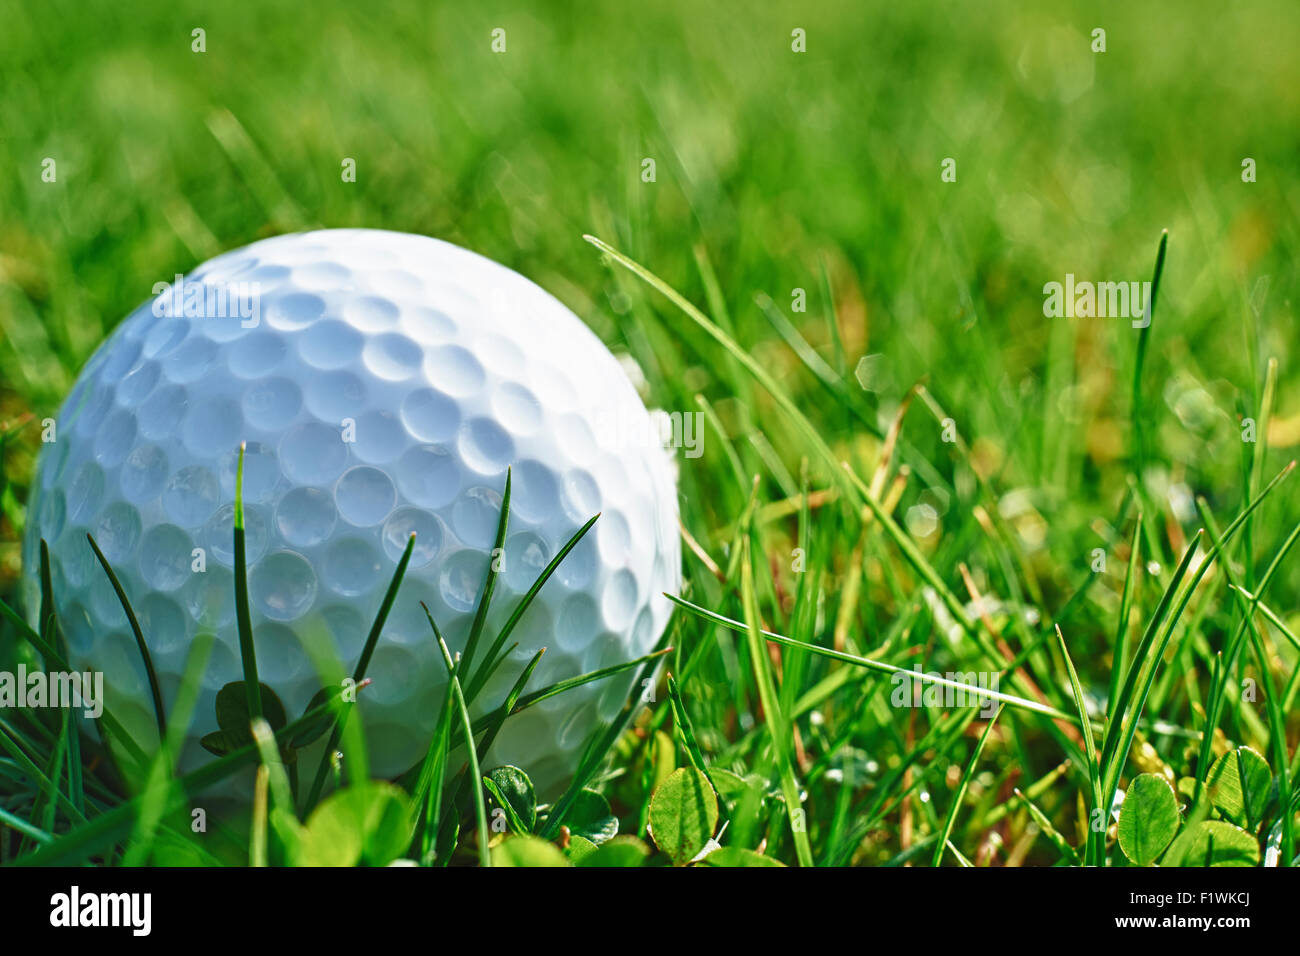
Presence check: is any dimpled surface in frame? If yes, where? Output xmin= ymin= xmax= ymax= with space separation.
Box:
xmin=22 ymin=229 xmax=680 ymax=794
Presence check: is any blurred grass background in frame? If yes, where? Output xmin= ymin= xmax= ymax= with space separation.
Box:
xmin=3 ymin=0 xmax=1297 ymax=512
xmin=1 ymin=0 xmax=1299 ymax=864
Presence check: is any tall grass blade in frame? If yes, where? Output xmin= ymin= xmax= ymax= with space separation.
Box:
xmin=740 ymin=536 xmax=814 ymax=867
xmin=460 ymin=468 xmax=511 ymax=681
xmin=434 ymin=635 xmax=490 ymax=867
xmin=86 ymin=533 xmax=166 ymax=739
xmin=303 ymin=530 xmax=416 ymax=811
xmin=932 ymin=705 xmax=1002 ymax=866
xmin=465 ymin=510 xmax=599 ymax=701
xmin=232 ymin=442 xmax=261 ymax=721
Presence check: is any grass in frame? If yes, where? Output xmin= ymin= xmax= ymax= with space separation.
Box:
xmin=2 ymin=0 xmax=1300 ymax=867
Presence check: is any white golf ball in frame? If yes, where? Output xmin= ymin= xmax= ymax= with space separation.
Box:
xmin=22 ymin=228 xmax=680 ymax=794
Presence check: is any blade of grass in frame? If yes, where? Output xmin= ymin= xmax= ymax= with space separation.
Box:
xmin=1057 ymin=625 xmax=1102 ymax=866
xmin=829 ymin=709 xmax=978 ymax=864
xmin=1196 ymin=503 xmax=1294 ymax=864
xmin=946 ymin=840 xmax=974 ymax=867
xmin=1197 ymin=518 xmax=1300 ymax=786
xmin=1244 ymin=358 xmax=1278 ymax=591
xmin=464 ymin=510 xmax=599 ymax=701
xmin=1097 ymin=529 xmax=1204 ymax=800
xmin=666 ymin=672 xmax=729 ymax=827
xmin=1234 ymin=589 xmax=1300 ymax=651
xmin=354 ymin=530 xmax=418 ymax=681
xmin=739 ymin=536 xmax=814 ymax=867
xmin=250 ymin=717 xmax=295 ymax=815
xmin=423 ymin=604 xmax=493 ymax=864
xmin=36 ymin=540 xmax=57 ymax=671
xmin=434 ymin=635 xmax=489 ymax=867
xmin=754 ymin=291 xmax=879 ymax=437
xmin=1101 ymin=461 xmax=1294 ymax=817
xmin=585 ymin=236 xmax=856 ymax=498
xmin=665 ymin=673 xmax=708 ymax=777
xmin=538 ymin=629 xmax=671 ymax=841
xmin=415 ymin=688 xmax=454 ymax=864
xmin=931 ymin=705 xmax=1002 ymax=866
xmin=1013 ymin=787 xmax=1081 ymax=864
xmin=86 ymin=532 xmax=166 ymax=739
xmin=250 ymin=766 xmax=269 ymax=867
xmin=37 ymin=708 xmax=69 ymax=842
xmin=1130 ymin=230 xmax=1169 ymax=565
xmin=469 ymin=647 xmax=545 ymax=760
xmin=0 ymin=719 xmax=87 ymax=825
xmin=232 ymin=442 xmax=261 ymax=722
xmin=460 ymin=468 xmax=511 ymax=682
xmin=303 ymin=529 xmax=416 ymax=812
xmin=1105 ymin=516 xmax=1143 ymax=726
xmin=0 ymin=806 xmax=53 ymax=845
xmin=120 ymin=632 xmax=215 ymax=865
xmin=12 ymin=680 xmax=358 ymax=866
xmin=587 ymin=235 xmax=998 ymax=665
xmin=476 ymin=646 xmax=673 ymax=731
xmin=667 ymin=593 xmax=1080 ymax=723
xmin=0 ymin=597 xmax=149 ymax=771
xmin=40 ymin=541 xmax=84 ymax=817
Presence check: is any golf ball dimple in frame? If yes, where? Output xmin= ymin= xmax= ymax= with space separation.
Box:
xmin=22 ymin=229 xmax=681 ymax=793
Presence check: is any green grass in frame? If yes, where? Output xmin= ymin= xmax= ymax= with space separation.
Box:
xmin=2 ymin=0 xmax=1300 ymax=866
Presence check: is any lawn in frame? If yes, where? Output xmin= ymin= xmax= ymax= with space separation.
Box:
xmin=1 ymin=0 xmax=1299 ymax=867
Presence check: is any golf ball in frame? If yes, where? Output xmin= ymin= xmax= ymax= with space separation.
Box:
xmin=22 ymin=228 xmax=681 ymax=793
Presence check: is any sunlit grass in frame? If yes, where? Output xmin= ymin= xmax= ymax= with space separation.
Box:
xmin=2 ymin=0 xmax=1300 ymax=867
